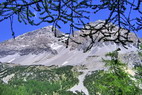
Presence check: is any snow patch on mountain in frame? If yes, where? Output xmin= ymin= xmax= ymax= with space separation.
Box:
xmin=62 ymin=61 xmax=68 ymax=66
xmin=50 ymin=43 xmax=63 ymax=50
xmin=8 ymin=58 xmax=16 ymax=63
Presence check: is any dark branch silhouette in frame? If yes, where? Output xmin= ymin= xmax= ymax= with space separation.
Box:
xmin=0 ymin=0 xmax=141 ymax=51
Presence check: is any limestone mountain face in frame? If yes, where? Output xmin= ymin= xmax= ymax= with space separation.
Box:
xmin=0 ymin=26 xmax=63 ymax=57
xmin=69 ymin=20 xmax=140 ymax=51
xmin=0 ymin=20 xmax=141 ymax=70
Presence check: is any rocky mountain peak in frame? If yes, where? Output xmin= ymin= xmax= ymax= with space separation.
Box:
xmin=0 ymin=20 xmax=141 ymax=69
xmin=0 ymin=26 xmax=65 ymax=58
xmin=69 ymin=20 xmax=140 ymax=52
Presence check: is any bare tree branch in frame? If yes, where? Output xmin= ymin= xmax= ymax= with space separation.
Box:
xmin=0 ymin=0 xmax=141 ymax=51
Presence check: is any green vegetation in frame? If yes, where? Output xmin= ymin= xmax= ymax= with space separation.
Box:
xmin=1 ymin=46 xmax=142 ymax=95
xmin=0 ymin=65 xmax=81 ymax=95
xmin=135 ymin=68 xmax=142 ymax=95
xmin=84 ymin=49 xmax=142 ymax=95
xmin=0 ymin=80 xmax=77 ymax=95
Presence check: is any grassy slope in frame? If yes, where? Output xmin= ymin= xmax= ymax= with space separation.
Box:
xmin=0 ymin=64 xmax=84 ymax=95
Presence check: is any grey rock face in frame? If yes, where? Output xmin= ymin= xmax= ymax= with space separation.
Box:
xmin=0 ymin=20 xmax=141 ymax=69
xmin=0 ymin=26 xmax=63 ymax=57
xmin=69 ymin=21 xmax=139 ymax=51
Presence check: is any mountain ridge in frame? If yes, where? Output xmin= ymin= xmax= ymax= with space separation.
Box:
xmin=0 ymin=20 xmax=141 ymax=70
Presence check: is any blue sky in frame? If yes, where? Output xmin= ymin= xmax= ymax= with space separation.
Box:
xmin=0 ymin=0 xmax=141 ymax=42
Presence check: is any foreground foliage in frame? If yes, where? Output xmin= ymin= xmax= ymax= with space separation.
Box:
xmin=84 ymin=49 xmax=142 ymax=95
xmin=0 ymin=65 xmax=81 ymax=95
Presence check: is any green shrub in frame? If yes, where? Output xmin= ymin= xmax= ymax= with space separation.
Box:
xmin=84 ymin=50 xmax=141 ymax=95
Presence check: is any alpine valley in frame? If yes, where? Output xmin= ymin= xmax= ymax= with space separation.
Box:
xmin=0 ymin=20 xmax=142 ymax=95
